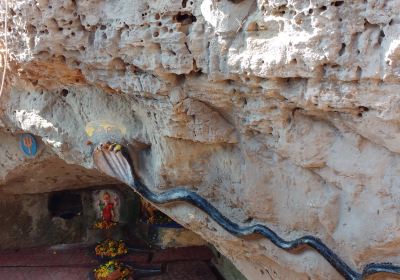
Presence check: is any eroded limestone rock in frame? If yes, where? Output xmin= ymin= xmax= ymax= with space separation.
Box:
xmin=1 ymin=0 xmax=400 ymax=279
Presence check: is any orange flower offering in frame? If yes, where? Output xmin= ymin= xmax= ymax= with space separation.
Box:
xmin=94 ymin=260 xmax=132 ymax=280
xmin=94 ymin=220 xmax=117 ymax=230
xmin=95 ymin=239 xmax=128 ymax=258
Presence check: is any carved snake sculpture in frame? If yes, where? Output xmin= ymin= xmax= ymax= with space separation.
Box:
xmin=93 ymin=143 xmax=400 ymax=280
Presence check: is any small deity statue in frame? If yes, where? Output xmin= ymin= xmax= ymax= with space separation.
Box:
xmin=141 ymin=199 xmax=157 ymax=224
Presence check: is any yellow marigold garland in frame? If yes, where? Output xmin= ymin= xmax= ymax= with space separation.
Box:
xmin=94 ymin=260 xmax=132 ymax=280
xmin=95 ymin=239 xmax=128 ymax=258
xmin=94 ymin=220 xmax=117 ymax=230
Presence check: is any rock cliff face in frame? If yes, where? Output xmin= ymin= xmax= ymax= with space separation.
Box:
xmin=1 ymin=0 xmax=400 ymax=279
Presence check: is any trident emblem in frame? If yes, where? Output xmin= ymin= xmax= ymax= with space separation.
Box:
xmin=23 ymin=136 xmax=33 ymax=155
xmin=20 ymin=134 xmax=38 ymax=157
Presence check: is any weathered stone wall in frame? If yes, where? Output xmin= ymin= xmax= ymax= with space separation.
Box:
xmin=0 ymin=192 xmax=87 ymax=249
xmin=1 ymin=0 xmax=400 ymax=279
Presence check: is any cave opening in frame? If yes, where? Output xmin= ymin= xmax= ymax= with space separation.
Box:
xmin=0 ymin=132 xmax=242 ymax=279
xmin=48 ymin=191 xmax=82 ymax=220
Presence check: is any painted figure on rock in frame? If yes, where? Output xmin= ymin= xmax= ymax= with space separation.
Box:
xmin=94 ymin=190 xmax=121 ymax=229
xmin=99 ymin=192 xmax=116 ymax=223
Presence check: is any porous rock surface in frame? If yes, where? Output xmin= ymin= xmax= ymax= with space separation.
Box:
xmin=1 ymin=0 xmax=400 ymax=279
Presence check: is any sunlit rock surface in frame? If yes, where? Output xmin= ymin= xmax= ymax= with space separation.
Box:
xmin=1 ymin=0 xmax=400 ymax=279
